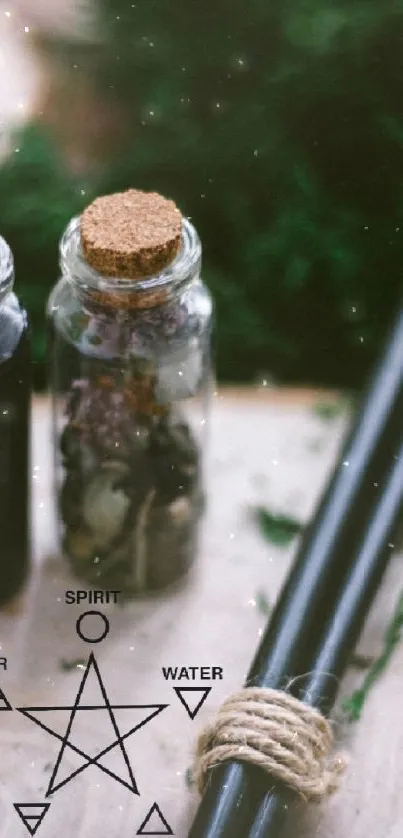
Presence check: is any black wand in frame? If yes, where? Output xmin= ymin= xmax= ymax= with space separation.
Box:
xmin=188 ymin=308 xmax=403 ymax=838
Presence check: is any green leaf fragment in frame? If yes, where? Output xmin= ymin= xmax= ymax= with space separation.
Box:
xmin=312 ymin=401 xmax=344 ymax=422
xmin=59 ymin=658 xmax=87 ymax=672
xmin=343 ymin=590 xmax=403 ymax=721
xmin=255 ymin=507 xmax=303 ymax=547
xmin=256 ymin=590 xmax=271 ymax=616
xmin=342 ymin=690 xmax=365 ymax=722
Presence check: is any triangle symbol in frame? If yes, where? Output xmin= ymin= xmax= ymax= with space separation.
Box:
xmin=174 ymin=687 xmax=211 ymax=720
xmin=14 ymin=803 xmax=50 ymax=835
xmin=0 ymin=685 xmax=12 ymax=711
xmin=137 ymin=802 xmax=173 ymax=835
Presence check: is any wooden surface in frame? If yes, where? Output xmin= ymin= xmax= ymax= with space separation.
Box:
xmin=0 ymin=390 xmax=402 ymax=838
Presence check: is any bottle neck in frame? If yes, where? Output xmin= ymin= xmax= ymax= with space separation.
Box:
xmin=0 ymin=236 xmax=14 ymax=306
xmin=60 ymin=216 xmax=202 ymax=314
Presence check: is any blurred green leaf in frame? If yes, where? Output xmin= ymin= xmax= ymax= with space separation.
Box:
xmin=312 ymin=401 xmax=345 ymax=421
xmin=255 ymin=590 xmax=271 ymax=616
xmin=255 ymin=507 xmax=303 ymax=547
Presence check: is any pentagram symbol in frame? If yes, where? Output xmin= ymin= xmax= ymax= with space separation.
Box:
xmin=17 ymin=653 xmax=168 ymax=797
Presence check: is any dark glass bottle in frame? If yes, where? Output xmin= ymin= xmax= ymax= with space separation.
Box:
xmin=0 ymin=236 xmax=31 ymax=606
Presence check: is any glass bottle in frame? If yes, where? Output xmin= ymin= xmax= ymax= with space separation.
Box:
xmin=47 ymin=203 xmax=213 ymax=597
xmin=0 ymin=235 xmax=31 ymax=605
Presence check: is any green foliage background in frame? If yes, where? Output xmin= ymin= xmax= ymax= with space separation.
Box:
xmin=1 ymin=0 xmax=403 ymax=389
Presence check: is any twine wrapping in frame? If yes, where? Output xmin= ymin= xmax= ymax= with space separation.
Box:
xmin=195 ymin=687 xmax=348 ymax=802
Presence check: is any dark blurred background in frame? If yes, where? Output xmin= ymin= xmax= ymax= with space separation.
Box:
xmin=1 ymin=0 xmax=402 ymax=390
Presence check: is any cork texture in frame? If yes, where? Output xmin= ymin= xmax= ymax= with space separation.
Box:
xmin=80 ymin=189 xmax=183 ymax=279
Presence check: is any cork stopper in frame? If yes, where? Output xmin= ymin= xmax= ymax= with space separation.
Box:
xmin=80 ymin=189 xmax=183 ymax=280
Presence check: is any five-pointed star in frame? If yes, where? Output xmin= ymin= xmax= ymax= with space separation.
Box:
xmin=17 ymin=653 xmax=168 ymax=797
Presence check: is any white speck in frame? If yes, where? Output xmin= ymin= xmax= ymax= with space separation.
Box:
xmin=149 ymin=41 xmax=154 ymax=47
xmin=237 ymin=58 xmax=245 ymax=66
xmin=24 ymin=25 xmax=29 ymax=32
xmin=2 ymin=410 xmax=8 ymax=415
xmin=80 ymin=189 xmax=86 ymax=195
xmin=176 ymin=771 xmax=182 ymax=777
xmin=149 ymin=110 xmax=155 ymax=117
xmin=15 ymin=148 xmax=20 ymax=153
xmin=396 ymin=227 xmax=400 ymax=233
xmin=200 ymin=418 xmax=206 ymax=426
xmin=272 ymin=459 xmax=279 ymax=466
xmin=39 ymin=502 xmax=44 ymax=508
xmin=373 ymin=482 xmax=378 ymax=487
xmin=118 ymin=805 xmax=124 ymax=812
xmin=254 ymin=149 xmax=259 ymax=157
xmin=4 ymin=11 xmax=11 ymax=17
xmin=248 ymin=599 xmax=256 ymax=607
xmin=343 ymin=460 xmax=349 ymax=467
xmin=57 ymin=597 xmax=61 ymax=602
xmin=351 ymin=306 xmax=357 ymax=313
xmin=93 ymin=556 xmax=100 ymax=564
xmin=364 ymin=226 xmax=369 ymax=231
xmin=258 ymin=628 xmax=264 ymax=638
xmin=229 ymin=533 xmax=235 ymax=539
xmin=178 ymin=371 xmax=183 ymax=377
xmin=215 ymin=102 xmax=221 ymax=109
xmin=34 ymin=466 xmax=40 ymax=471
xmin=359 ymin=336 xmax=364 ymax=343
xmin=129 ymin=646 xmax=135 ymax=651
xmin=18 ymin=103 xmax=24 ymax=110
xmin=388 ymin=542 xmax=395 ymax=549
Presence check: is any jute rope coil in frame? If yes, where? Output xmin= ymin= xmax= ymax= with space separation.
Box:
xmin=195 ymin=688 xmax=348 ymax=802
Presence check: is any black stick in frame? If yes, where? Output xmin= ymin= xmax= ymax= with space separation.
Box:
xmin=188 ymin=308 xmax=403 ymax=838
xmin=248 ymin=440 xmax=403 ymax=838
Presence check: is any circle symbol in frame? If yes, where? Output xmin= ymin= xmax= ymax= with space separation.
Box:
xmin=76 ymin=611 xmax=110 ymax=644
